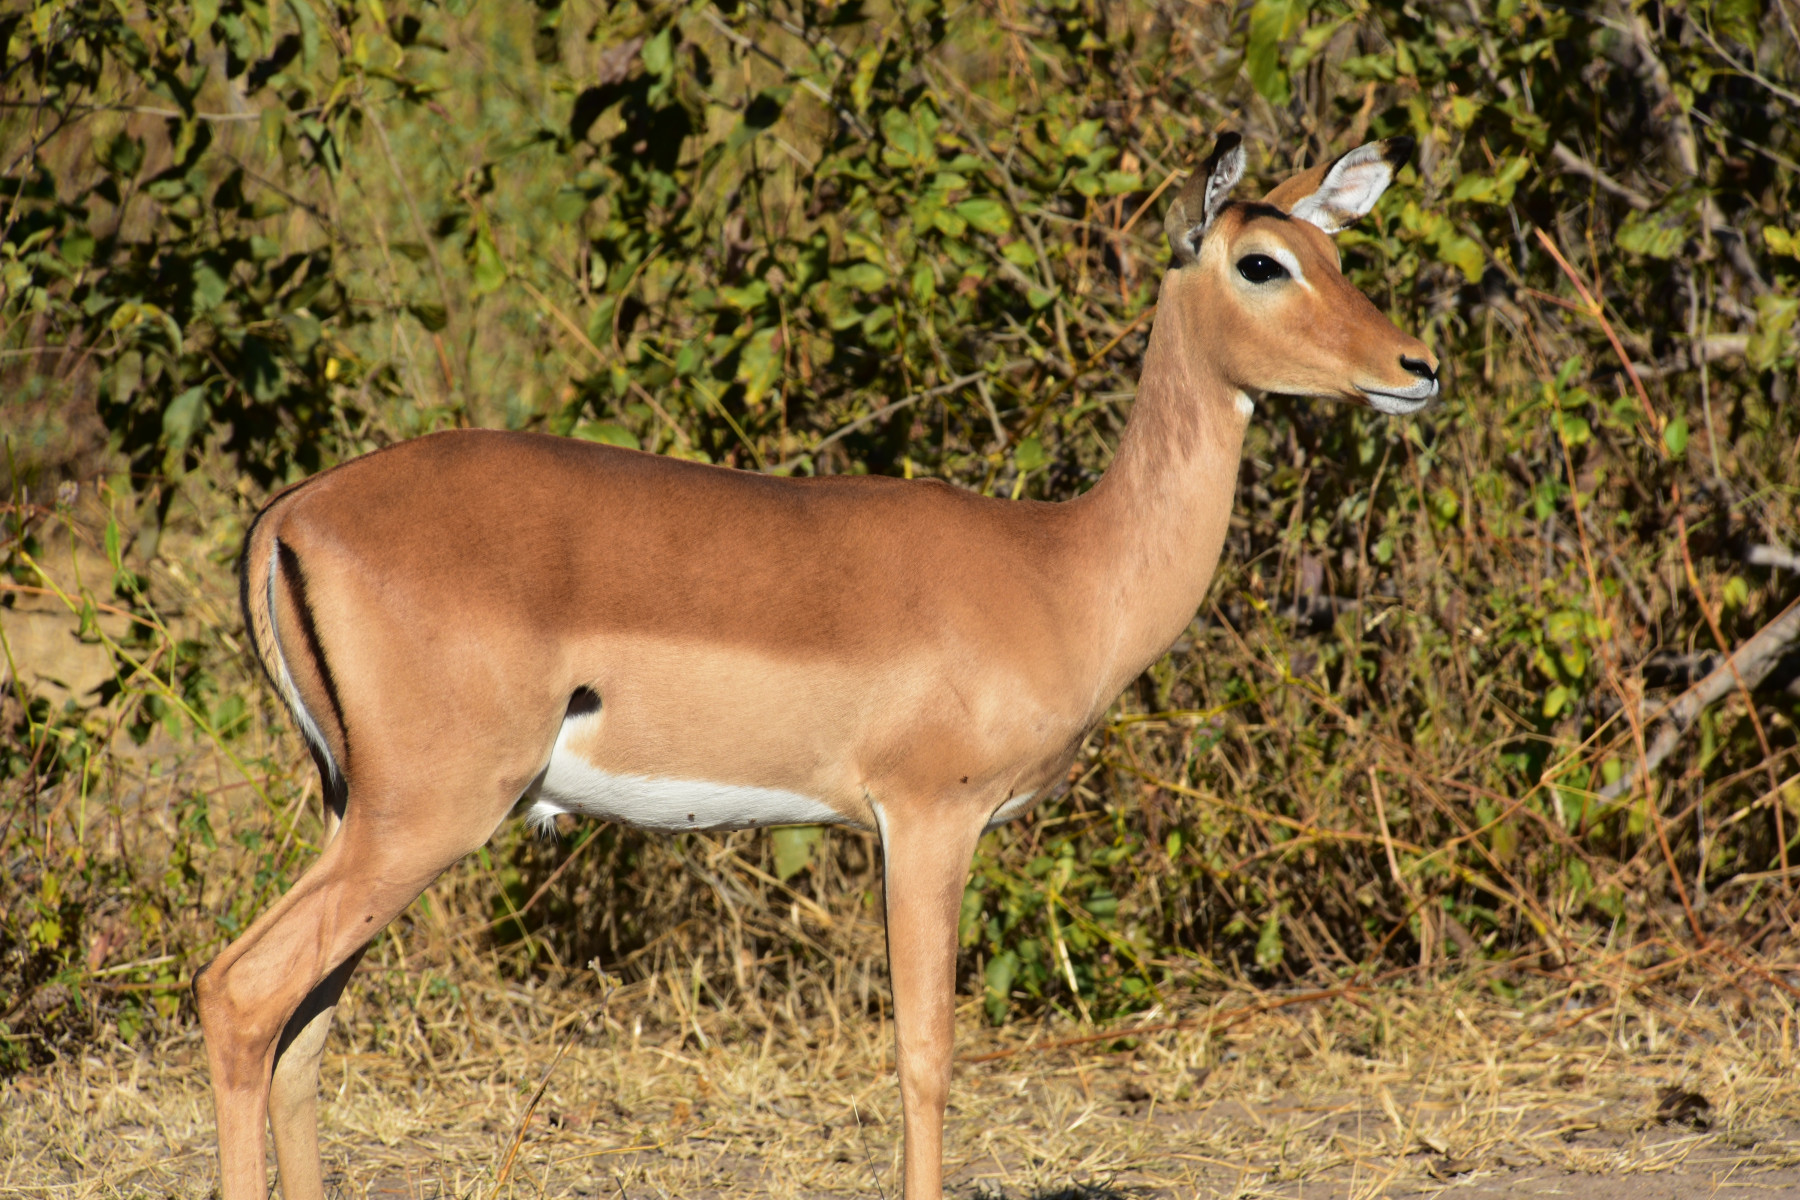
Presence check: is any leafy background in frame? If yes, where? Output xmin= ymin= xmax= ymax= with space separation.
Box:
xmin=4 ymin=0 xmax=1798 ymax=1067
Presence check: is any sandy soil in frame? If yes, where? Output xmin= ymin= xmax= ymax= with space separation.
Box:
xmin=6 ymin=982 xmax=1797 ymax=1199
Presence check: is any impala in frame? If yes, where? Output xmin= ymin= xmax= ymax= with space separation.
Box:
xmin=199 ymin=132 xmax=1438 ymax=1200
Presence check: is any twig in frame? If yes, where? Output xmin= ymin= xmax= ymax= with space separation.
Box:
xmin=1532 ymin=228 xmax=1662 ymax=444
xmin=490 ymin=968 xmax=615 ymax=1199
xmin=852 ymin=1100 xmax=887 ymax=1200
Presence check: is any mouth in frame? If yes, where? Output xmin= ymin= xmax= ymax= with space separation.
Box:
xmin=1358 ymin=380 xmax=1438 ymax=416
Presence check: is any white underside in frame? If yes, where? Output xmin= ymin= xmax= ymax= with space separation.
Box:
xmin=526 ymin=711 xmax=847 ymax=833
xmin=525 ymin=710 xmax=1042 ymax=837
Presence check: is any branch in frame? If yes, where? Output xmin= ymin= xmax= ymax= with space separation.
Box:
xmin=1748 ymin=543 xmax=1800 ymax=573
xmin=1602 ymin=598 xmax=1800 ymax=799
xmin=1626 ymin=333 xmax=1749 ymax=382
xmin=1551 ymin=141 xmax=1654 ymax=211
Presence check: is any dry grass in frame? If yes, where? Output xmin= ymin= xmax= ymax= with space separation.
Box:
xmin=6 ymin=968 xmax=1798 ymax=1199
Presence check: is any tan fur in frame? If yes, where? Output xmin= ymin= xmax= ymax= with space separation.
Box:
xmin=197 ymin=141 xmax=1438 ymax=1200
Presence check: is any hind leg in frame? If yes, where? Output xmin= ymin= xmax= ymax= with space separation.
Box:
xmin=197 ymin=795 xmax=504 ymax=1200
xmin=268 ymin=784 xmax=361 ymax=1200
xmin=267 ymin=948 xmax=365 ymax=1200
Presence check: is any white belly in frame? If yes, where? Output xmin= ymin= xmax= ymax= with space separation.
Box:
xmin=524 ymin=711 xmax=846 ymax=833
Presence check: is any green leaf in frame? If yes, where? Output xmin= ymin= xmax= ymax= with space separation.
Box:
xmin=191 ymin=262 xmax=228 ymax=310
xmin=470 ymin=227 xmax=506 ymax=296
xmin=239 ymin=336 xmax=282 ymax=401
xmin=910 ymin=262 xmax=936 ymax=302
xmin=1246 ymin=0 xmax=1310 ymax=105
xmin=838 ymin=262 xmax=887 ymax=293
xmin=1014 ymin=436 xmax=1045 ymax=472
xmin=718 ymin=281 xmax=769 ymax=310
xmin=1433 ymin=233 xmax=1485 ymax=282
xmin=1662 ymin=415 xmax=1689 ymax=457
xmin=162 ymin=386 xmax=209 ymax=452
xmin=1714 ymin=0 xmax=1761 ymax=46
xmin=850 ymin=43 xmax=881 ymax=113
xmin=1254 ymin=910 xmax=1284 ymax=968
xmin=1555 ymin=412 xmax=1590 ymax=447
xmin=1450 ymin=156 xmax=1530 ymax=206
xmin=735 ymin=326 xmax=782 ymax=407
xmin=1446 ymin=95 xmax=1482 ymax=130
xmin=552 ymin=186 xmax=592 ymax=224
xmin=1061 ymin=119 xmax=1104 ymax=159
xmin=930 ymin=207 xmax=968 ymax=238
xmin=1616 ymin=210 xmax=1686 ymax=259
xmin=1762 ymin=226 xmax=1798 ymax=258
xmin=984 ymin=950 xmax=1020 ymax=1023
xmin=771 ymin=825 xmax=824 ymax=881
xmin=571 ymin=421 xmax=639 ymax=449
xmin=1001 ymin=241 xmax=1037 ymax=268
xmin=959 ymin=887 xmax=983 ymax=947
xmin=283 ymin=311 xmax=321 ymax=354
xmin=60 ymin=227 xmax=95 ymax=267
xmin=953 ymin=198 xmax=1010 ymax=236
xmin=1748 ymin=294 xmax=1799 ymax=370
xmin=640 ymin=28 xmax=673 ymax=77
xmin=285 ymin=0 xmax=321 ymax=71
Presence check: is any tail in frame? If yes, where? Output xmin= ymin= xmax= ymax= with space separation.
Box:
xmin=238 ymin=487 xmax=349 ymax=802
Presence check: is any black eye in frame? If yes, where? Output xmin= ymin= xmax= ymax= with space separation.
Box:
xmin=1236 ymin=254 xmax=1289 ymax=284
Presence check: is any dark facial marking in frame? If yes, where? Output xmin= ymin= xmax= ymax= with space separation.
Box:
xmin=1230 ymin=201 xmax=1293 ymax=224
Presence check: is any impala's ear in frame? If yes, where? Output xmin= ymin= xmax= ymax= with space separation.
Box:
xmin=1165 ymin=132 xmax=1244 ymax=266
xmin=1266 ymin=137 xmax=1413 ymax=234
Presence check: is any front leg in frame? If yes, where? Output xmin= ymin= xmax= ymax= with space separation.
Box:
xmin=878 ymin=800 xmax=988 ymax=1200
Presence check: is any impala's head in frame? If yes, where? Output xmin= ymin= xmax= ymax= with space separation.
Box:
xmin=1163 ymin=133 xmax=1439 ymax=415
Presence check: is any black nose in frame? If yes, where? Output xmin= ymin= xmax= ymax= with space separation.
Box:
xmin=1400 ymin=355 xmax=1437 ymax=381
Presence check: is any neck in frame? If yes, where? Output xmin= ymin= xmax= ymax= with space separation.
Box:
xmin=1066 ymin=269 xmax=1253 ymax=711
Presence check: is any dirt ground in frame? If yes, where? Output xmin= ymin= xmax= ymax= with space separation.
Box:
xmin=5 ymin=980 xmax=1798 ymax=1200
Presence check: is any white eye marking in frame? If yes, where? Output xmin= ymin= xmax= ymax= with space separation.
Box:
xmin=1264 ymin=245 xmax=1308 ymax=289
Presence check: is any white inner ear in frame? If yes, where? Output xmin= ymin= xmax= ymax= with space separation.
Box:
xmin=1201 ymin=143 xmax=1246 ymax=232
xmin=1290 ymin=144 xmax=1395 ymax=234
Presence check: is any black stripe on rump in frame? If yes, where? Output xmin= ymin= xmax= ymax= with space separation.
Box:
xmin=276 ymin=539 xmax=351 ymax=790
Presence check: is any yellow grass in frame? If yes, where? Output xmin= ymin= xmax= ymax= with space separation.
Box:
xmin=6 ymin=972 xmax=1798 ymax=1198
